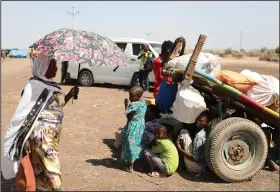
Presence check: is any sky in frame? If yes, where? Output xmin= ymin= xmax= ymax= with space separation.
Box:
xmin=1 ymin=1 xmax=279 ymax=50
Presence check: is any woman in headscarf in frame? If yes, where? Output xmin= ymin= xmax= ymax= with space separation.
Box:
xmin=2 ymin=53 xmax=79 ymax=191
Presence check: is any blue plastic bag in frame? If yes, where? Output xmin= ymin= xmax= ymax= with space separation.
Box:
xmin=156 ymin=80 xmax=178 ymax=110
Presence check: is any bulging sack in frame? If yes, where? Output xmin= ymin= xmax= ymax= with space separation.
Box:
xmin=166 ymin=53 xmax=221 ymax=77
xmin=241 ymin=70 xmax=279 ymax=107
xmin=173 ymin=84 xmax=207 ymax=124
xmin=217 ymin=70 xmax=259 ymax=93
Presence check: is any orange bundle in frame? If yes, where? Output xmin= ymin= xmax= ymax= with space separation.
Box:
xmin=15 ymin=154 xmax=36 ymax=191
xmin=216 ymin=70 xmax=259 ymax=93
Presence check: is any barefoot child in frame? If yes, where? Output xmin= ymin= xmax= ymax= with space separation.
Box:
xmin=144 ymin=123 xmax=179 ymax=177
xmin=121 ymin=86 xmax=147 ymax=172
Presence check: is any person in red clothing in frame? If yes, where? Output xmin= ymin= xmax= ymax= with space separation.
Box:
xmin=152 ymin=41 xmax=174 ymax=98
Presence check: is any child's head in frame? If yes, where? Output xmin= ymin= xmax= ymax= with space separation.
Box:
xmin=155 ymin=125 xmax=168 ymax=140
xmin=155 ymin=123 xmax=173 ymax=140
xmin=145 ymin=104 xmax=161 ymax=122
xmin=129 ymin=86 xmax=144 ymax=102
xmin=195 ymin=111 xmax=209 ymax=130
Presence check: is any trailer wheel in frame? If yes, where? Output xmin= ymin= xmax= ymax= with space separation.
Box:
xmin=208 ymin=117 xmax=267 ymax=182
xmin=205 ymin=118 xmax=231 ymax=172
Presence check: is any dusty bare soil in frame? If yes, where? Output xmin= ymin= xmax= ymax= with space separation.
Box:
xmin=1 ymin=57 xmax=279 ymax=191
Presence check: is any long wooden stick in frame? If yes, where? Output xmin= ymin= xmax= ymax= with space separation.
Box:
xmin=184 ymin=34 xmax=207 ymax=80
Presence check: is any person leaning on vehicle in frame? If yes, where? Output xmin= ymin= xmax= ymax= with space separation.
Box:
xmin=138 ymin=44 xmax=153 ymax=92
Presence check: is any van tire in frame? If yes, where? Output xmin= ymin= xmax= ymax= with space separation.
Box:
xmin=131 ymin=73 xmax=140 ymax=87
xmin=79 ymin=70 xmax=94 ymax=87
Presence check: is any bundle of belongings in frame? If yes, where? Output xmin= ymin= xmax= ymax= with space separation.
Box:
xmin=166 ymin=52 xmax=221 ymax=78
xmin=163 ymin=51 xmax=279 ymax=114
xmin=216 ymin=69 xmax=279 ymax=112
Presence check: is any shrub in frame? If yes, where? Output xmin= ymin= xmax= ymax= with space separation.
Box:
xmin=224 ymin=48 xmax=232 ymax=55
xmin=261 ymin=47 xmax=268 ymax=53
xmin=275 ymin=46 xmax=279 ymax=54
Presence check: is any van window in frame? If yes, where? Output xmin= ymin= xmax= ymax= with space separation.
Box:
xmin=116 ymin=43 xmax=127 ymax=52
xmin=132 ymin=43 xmax=155 ymax=58
xmin=132 ymin=43 xmax=144 ymax=56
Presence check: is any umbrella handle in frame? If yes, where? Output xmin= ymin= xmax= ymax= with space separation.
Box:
xmin=72 ymin=63 xmax=81 ymax=104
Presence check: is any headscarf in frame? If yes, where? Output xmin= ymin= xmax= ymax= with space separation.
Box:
xmin=32 ymin=54 xmax=55 ymax=82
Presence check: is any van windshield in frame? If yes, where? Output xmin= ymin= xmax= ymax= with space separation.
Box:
xmin=150 ymin=43 xmax=162 ymax=54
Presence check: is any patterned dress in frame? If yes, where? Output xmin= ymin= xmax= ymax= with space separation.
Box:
xmin=121 ymin=100 xmax=147 ymax=162
xmin=29 ymin=92 xmax=65 ymax=191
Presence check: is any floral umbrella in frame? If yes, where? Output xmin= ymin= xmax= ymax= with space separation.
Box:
xmin=29 ymin=28 xmax=128 ymax=67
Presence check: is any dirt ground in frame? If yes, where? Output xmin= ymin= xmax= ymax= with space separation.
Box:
xmin=1 ymin=57 xmax=279 ymax=191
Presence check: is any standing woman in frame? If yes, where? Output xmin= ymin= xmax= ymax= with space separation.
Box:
xmin=2 ymin=54 xmax=79 ymax=191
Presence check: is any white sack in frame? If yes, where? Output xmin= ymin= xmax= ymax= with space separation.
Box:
xmin=166 ymin=52 xmax=221 ymax=77
xmin=241 ymin=70 xmax=279 ymax=107
xmin=173 ymin=83 xmax=207 ymax=124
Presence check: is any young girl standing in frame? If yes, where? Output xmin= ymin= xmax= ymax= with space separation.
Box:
xmin=121 ymin=86 xmax=147 ymax=172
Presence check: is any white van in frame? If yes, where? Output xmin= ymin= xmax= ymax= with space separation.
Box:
xmin=67 ymin=38 xmax=162 ymax=87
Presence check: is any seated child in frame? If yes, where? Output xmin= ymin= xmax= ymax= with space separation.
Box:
xmin=176 ymin=111 xmax=209 ymax=174
xmin=121 ymin=86 xmax=147 ymax=173
xmin=141 ymin=105 xmax=161 ymax=148
xmin=145 ymin=104 xmax=161 ymax=134
xmin=144 ymin=123 xmax=179 ymax=177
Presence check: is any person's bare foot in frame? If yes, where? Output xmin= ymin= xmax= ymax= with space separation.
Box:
xmin=268 ymin=160 xmax=279 ymax=173
xmin=148 ymin=171 xmax=160 ymax=177
xmin=269 ymin=165 xmax=279 ymax=173
xmin=124 ymin=166 xmax=133 ymax=173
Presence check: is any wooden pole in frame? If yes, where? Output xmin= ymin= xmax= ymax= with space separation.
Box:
xmin=184 ymin=34 xmax=207 ymax=81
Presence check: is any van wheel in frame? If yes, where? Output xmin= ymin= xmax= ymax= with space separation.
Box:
xmin=207 ymin=117 xmax=267 ymax=183
xmin=79 ymin=70 xmax=93 ymax=87
xmin=131 ymin=73 xmax=140 ymax=87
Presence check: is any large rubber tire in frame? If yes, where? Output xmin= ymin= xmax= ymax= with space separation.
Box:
xmin=205 ymin=118 xmax=231 ymax=172
xmin=208 ymin=117 xmax=267 ymax=183
xmin=131 ymin=73 xmax=139 ymax=87
xmin=79 ymin=70 xmax=94 ymax=87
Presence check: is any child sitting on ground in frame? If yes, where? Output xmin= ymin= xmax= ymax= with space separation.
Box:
xmin=141 ymin=105 xmax=161 ymax=149
xmin=176 ymin=111 xmax=209 ymax=174
xmin=121 ymin=86 xmax=147 ymax=173
xmin=144 ymin=123 xmax=179 ymax=177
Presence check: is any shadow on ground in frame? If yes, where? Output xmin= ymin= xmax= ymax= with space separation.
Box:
xmin=177 ymin=170 xmax=225 ymax=183
xmin=86 ymin=139 xmax=150 ymax=173
xmin=87 ymin=139 xmax=230 ymax=184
